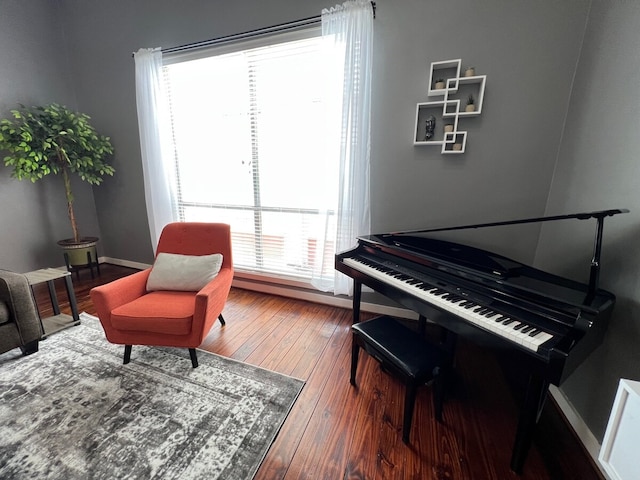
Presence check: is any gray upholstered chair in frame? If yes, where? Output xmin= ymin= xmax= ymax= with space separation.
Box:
xmin=0 ymin=270 xmax=44 ymax=356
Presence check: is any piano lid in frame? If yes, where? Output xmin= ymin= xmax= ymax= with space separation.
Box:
xmin=359 ymin=209 xmax=628 ymax=310
xmin=359 ymin=233 xmax=607 ymax=312
xmin=386 ymin=209 xmax=629 ymax=237
xmin=387 ymin=234 xmax=521 ymax=278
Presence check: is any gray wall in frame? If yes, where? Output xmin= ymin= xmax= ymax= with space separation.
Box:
xmin=1 ymin=0 xmax=633 ymax=448
xmin=0 ymin=0 xmax=102 ymax=272
xmin=57 ymin=0 xmax=591 ymax=266
xmin=536 ymin=0 xmax=640 ymax=439
xmin=58 ymin=0 xmax=328 ymax=264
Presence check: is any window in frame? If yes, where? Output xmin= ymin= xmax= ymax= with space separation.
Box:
xmin=162 ymin=29 xmax=343 ymax=283
xmin=136 ymin=3 xmax=373 ymax=295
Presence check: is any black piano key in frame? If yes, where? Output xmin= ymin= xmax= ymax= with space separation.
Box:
xmin=353 ymin=256 xmax=554 ymax=347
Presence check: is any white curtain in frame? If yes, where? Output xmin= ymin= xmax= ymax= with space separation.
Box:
xmin=313 ymin=0 xmax=373 ymax=295
xmin=134 ymin=48 xmax=177 ymax=251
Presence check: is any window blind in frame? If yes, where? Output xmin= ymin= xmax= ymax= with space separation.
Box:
xmin=162 ymin=29 xmax=343 ymax=283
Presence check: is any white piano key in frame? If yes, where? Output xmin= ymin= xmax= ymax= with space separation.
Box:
xmin=343 ymin=257 xmax=554 ymax=352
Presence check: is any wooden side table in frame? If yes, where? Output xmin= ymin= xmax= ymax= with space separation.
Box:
xmin=24 ymin=268 xmax=80 ymax=338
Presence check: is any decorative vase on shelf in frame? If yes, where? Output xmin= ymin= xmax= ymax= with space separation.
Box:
xmin=444 ymin=124 xmax=454 ymax=133
xmin=464 ymin=67 xmax=475 ymax=77
xmin=465 ymin=94 xmax=475 ymax=112
xmin=453 ymin=143 xmax=463 ymax=151
xmin=434 ymin=79 xmax=445 ymax=90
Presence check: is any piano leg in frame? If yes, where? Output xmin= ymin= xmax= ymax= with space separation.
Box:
xmin=352 ymin=280 xmax=362 ymax=324
xmin=418 ymin=315 xmax=427 ymax=335
xmin=510 ymin=373 xmax=549 ymax=474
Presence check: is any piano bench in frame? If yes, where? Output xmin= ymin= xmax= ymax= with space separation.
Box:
xmin=350 ymin=315 xmax=447 ymax=444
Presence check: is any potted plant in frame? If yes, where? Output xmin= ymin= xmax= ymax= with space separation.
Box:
xmin=0 ymin=103 xmax=115 ymax=268
xmin=434 ymin=78 xmax=446 ymax=90
xmin=465 ymin=94 xmax=476 ymax=112
xmin=464 ymin=66 xmax=475 ymax=77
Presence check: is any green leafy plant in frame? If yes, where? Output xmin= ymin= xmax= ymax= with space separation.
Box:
xmin=0 ymin=103 xmax=115 ymax=242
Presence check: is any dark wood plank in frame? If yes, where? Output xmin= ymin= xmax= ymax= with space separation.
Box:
xmin=282 ymin=319 xmax=360 ymax=479
xmin=200 ymin=290 xmax=289 ymax=359
xmin=257 ymin=307 xmax=360 ymax=479
xmin=343 ymin=356 xmax=390 ymax=479
xmin=37 ymin=263 xmax=604 ymax=480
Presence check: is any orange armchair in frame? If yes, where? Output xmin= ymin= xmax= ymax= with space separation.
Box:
xmin=90 ymin=222 xmax=233 ymax=368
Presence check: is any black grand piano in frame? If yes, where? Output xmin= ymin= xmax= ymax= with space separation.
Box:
xmin=335 ymin=208 xmax=627 ymax=474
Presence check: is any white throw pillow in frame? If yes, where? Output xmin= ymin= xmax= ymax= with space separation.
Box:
xmin=146 ymin=252 xmax=223 ymax=292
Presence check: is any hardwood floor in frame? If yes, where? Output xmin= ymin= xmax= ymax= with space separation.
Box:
xmin=32 ymin=264 xmax=604 ymax=480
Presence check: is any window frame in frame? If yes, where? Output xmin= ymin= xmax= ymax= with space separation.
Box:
xmin=161 ymin=25 xmax=339 ymax=289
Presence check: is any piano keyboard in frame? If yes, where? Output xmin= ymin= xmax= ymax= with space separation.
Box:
xmin=343 ymin=256 xmax=555 ymax=352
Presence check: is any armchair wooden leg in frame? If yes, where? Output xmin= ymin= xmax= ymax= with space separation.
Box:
xmin=189 ymin=348 xmax=198 ymax=368
xmin=123 ymin=345 xmax=132 ymax=364
xmin=218 ymin=313 xmax=226 ymax=326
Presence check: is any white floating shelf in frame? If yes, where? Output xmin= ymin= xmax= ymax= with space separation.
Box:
xmin=414 ymin=58 xmax=487 ymax=154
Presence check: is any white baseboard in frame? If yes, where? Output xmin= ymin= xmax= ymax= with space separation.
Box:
xmin=99 ymin=256 xmax=151 ymax=271
xmin=99 ymin=257 xmax=602 ymax=473
xmin=231 ymin=277 xmax=417 ymax=318
xmin=49 ymin=257 xmax=150 ymax=274
xmin=548 ymin=385 xmax=603 ymax=474
xmin=99 ymin=257 xmax=415 ymax=318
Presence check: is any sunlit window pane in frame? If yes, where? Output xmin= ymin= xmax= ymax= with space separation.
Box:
xmin=163 ymin=32 xmax=342 ymax=282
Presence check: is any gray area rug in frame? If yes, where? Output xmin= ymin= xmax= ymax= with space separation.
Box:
xmin=0 ymin=313 xmax=304 ymax=479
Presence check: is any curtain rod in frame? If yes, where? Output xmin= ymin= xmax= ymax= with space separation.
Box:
xmin=158 ymin=1 xmax=376 ymax=56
